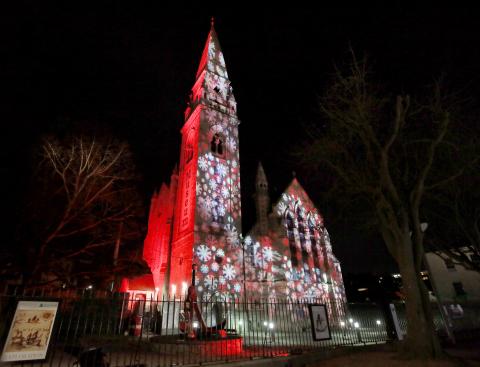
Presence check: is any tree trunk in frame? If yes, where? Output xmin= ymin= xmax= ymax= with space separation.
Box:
xmin=397 ymin=236 xmax=442 ymax=358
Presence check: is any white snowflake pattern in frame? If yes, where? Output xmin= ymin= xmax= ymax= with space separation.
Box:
xmin=234 ymin=283 xmax=241 ymax=293
xmin=217 ymin=78 xmax=228 ymax=96
xmin=221 ymin=186 xmax=229 ymax=198
xmin=231 ymin=160 xmax=238 ymax=168
xmin=206 ymin=153 xmax=214 ymax=161
xmin=218 ymin=52 xmax=225 ymax=67
xmin=216 ymin=248 xmax=225 ymax=258
xmin=200 ymin=264 xmax=209 ymax=274
xmin=198 ymin=157 xmax=208 ymax=170
xmin=226 ymin=137 xmax=236 ymax=152
xmin=216 ymin=163 xmax=227 ymax=177
xmin=196 ymin=245 xmax=212 ymax=262
xmin=254 ymin=252 xmax=263 ymax=267
xmin=208 ymin=41 xmax=216 ymax=57
xmin=262 ymin=247 xmax=274 ymax=262
xmin=211 ymin=262 xmax=220 ymax=272
xmin=218 ymin=276 xmax=226 ymax=285
xmin=222 ymin=264 xmax=236 ymax=280
xmin=204 ymin=197 xmax=214 ymax=210
xmin=204 ymin=275 xmax=217 ymax=290
xmin=244 ymin=236 xmax=252 ymax=246
xmin=224 ymin=224 xmax=239 ymax=247
xmin=218 ymin=205 xmax=226 ymax=216
xmin=209 ymin=179 xmax=217 ymax=191
xmin=205 ymin=109 xmax=217 ymax=123
xmin=277 ymin=201 xmax=287 ymax=216
xmin=196 ymin=183 xmax=202 ymax=195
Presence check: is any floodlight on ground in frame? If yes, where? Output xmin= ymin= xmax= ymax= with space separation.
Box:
xmin=354 ymin=322 xmax=360 ymax=328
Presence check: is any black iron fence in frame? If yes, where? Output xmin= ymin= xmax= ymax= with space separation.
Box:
xmin=0 ymin=290 xmax=392 ymax=367
xmin=2 ymin=289 xmax=478 ymax=367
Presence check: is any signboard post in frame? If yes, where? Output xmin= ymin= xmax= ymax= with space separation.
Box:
xmin=308 ymin=304 xmax=331 ymax=341
xmin=1 ymin=300 xmax=60 ymax=363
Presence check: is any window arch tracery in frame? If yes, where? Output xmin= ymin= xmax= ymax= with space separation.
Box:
xmin=210 ymin=133 xmax=225 ymax=157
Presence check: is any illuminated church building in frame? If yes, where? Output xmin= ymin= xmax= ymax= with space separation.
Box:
xmin=122 ymin=24 xmax=346 ymax=311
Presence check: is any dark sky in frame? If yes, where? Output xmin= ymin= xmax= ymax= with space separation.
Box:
xmin=3 ymin=4 xmax=480 ymax=274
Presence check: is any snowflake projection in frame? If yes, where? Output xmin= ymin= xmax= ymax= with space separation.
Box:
xmin=204 ymin=275 xmax=218 ymax=290
xmin=216 ymin=163 xmax=227 ymax=177
xmin=277 ymin=201 xmax=287 ymax=216
xmin=222 ymin=264 xmax=236 ymax=280
xmin=198 ymin=157 xmax=208 ymax=170
xmin=217 ymin=205 xmax=226 ymax=217
xmin=226 ymin=137 xmax=236 ymax=152
xmin=224 ymin=224 xmax=239 ymax=247
xmin=209 ymin=179 xmax=217 ymax=191
xmin=204 ymin=197 xmax=213 ymax=210
xmin=205 ymin=235 xmax=218 ymax=248
xmin=211 ymin=262 xmax=220 ymax=272
xmin=205 ymin=109 xmax=217 ymax=124
xmin=218 ymin=276 xmax=226 ymax=285
xmin=208 ymin=39 xmax=216 ymax=58
xmin=215 ymin=248 xmax=225 ymax=258
xmin=234 ymin=283 xmax=241 ymax=293
xmin=237 ymin=179 xmax=345 ymax=316
xmin=196 ymin=245 xmax=212 ymax=263
xmin=200 ymin=264 xmax=210 ymax=274
xmin=253 ymin=251 xmax=264 ymax=268
xmin=262 ymin=247 xmax=274 ymax=262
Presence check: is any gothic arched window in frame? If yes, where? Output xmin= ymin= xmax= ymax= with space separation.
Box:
xmin=285 ymin=211 xmax=298 ymax=267
xmin=211 ymin=133 xmax=225 ymax=157
xmin=308 ymin=216 xmax=322 ymax=270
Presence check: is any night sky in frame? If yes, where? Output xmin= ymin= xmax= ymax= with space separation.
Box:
xmin=4 ymin=4 xmax=480 ymax=275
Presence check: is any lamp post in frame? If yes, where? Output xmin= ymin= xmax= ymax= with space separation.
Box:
xmin=239 ymin=234 xmax=250 ymax=326
xmin=191 ymin=263 xmax=197 ymax=286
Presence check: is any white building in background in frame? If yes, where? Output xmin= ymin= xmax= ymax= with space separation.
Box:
xmin=425 ymin=249 xmax=480 ymax=303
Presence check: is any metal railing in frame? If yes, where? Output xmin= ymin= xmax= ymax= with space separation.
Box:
xmin=0 ymin=290 xmax=392 ymax=367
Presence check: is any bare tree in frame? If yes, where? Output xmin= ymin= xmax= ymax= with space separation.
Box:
xmin=19 ymin=134 xmax=146 ymax=288
xmin=298 ymin=53 xmax=478 ymax=358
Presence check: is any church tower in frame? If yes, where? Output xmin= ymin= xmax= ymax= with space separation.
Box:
xmin=168 ymin=20 xmax=243 ymax=300
xmin=254 ymin=162 xmax=270 ymax=235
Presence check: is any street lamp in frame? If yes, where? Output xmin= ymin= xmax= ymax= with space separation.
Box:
xmin=239 ymin=234 xmax=251 ymax=327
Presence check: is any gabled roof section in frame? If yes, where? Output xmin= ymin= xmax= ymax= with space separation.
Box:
xmin=195 ymin=20 xmax=228 ymax=80
xmin=272 ymin=177 xmax=324 ymax=224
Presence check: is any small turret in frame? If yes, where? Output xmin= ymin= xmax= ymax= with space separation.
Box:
xmin=254 ymin=162 xmax=270 ymax=234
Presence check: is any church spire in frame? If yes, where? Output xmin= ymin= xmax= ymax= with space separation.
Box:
xmin=187 ymin=19 xmax=237 ymax=121
xmin=195 ymin=19 xmax=225 ymax=80
xmin=254 ymin=162 xmax=270 ymax=235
